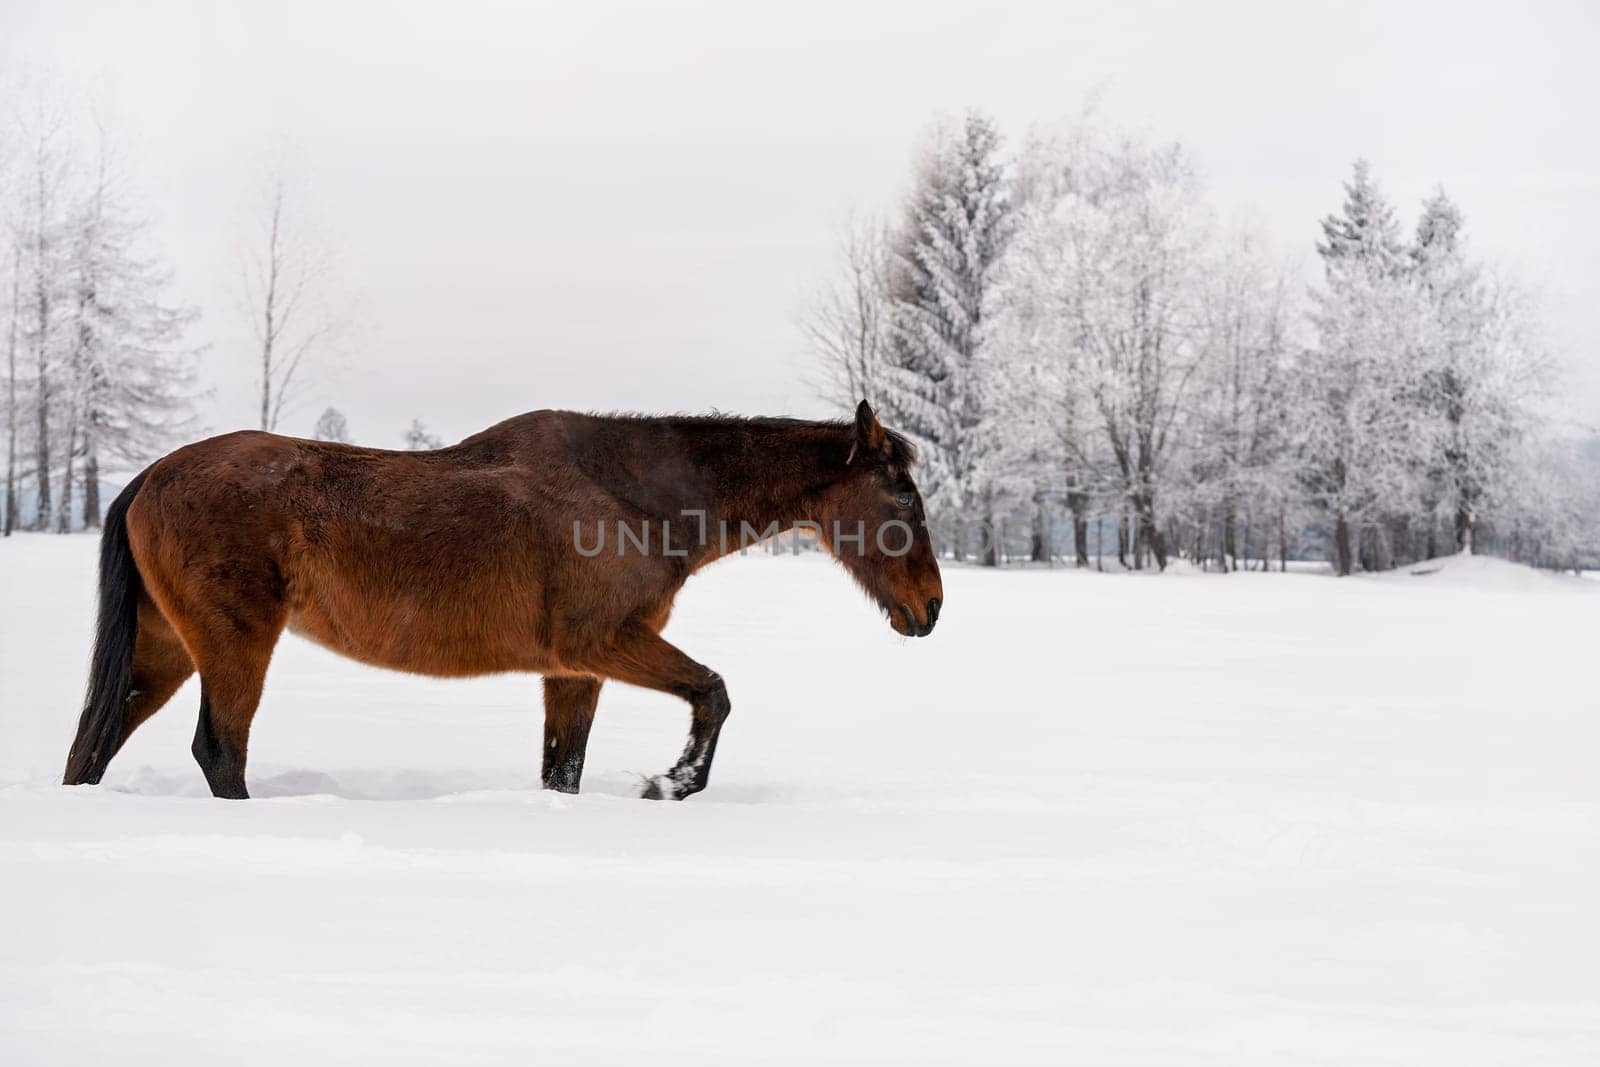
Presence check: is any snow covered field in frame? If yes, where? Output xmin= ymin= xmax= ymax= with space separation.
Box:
xmin=2 ymin=535 xmax=1597 ymax=1065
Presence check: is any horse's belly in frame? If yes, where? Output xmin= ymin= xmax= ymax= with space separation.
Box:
xmin=286 ymin=595 xmax=549 ymax=678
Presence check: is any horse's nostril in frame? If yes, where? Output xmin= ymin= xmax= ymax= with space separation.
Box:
xmin=926 ymin=598 xmax=941 ymax=627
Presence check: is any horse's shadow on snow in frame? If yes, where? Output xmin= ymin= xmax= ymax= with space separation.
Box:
xmin=106 ymin=765 xmax=784 ymax=804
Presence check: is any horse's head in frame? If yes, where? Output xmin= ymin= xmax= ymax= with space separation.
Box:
xmin=814 ymin=401 xmax=944 ymax=637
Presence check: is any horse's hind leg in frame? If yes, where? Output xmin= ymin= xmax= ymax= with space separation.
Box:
xmin=183 ymin=611 xmax=286 ymax=800
xmin=541 ymin=675 xmax=603 ymax=793
xmin=108 ymin=598 xmax=197 ymax=759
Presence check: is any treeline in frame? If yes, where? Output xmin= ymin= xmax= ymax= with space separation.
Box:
xmin=805 ymin=112 xmax=1599 ymax=573
xmin=0 ymin=76 xmax=363 ymax=535
xmin=1 ymin=92 xmax=201 ymax=534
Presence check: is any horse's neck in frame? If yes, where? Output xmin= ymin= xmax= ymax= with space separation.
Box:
xmin=704 ymin=464 xmax=810 ymax=535
xmin=709 ymin=482 xmax=805 ymax=537
xmin=696 ymin=427 xmax=842 ymax=552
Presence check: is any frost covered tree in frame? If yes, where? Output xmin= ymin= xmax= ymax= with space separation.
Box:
xmin=15 ymin=97 xmax=71 ymax=531
xmin=962 ymin=321 xmax=1055 ymax=565
xmin=802 ymin=216 xmax=893 ymax=413
xmin=882 ymin=111 xmax=1011 ymax=562
xmin=982 ymin=122 xmax=1103 ymax=567
xmin=1300 ymin=161 xmax=1430 ymax=575
xmin=1185 ymin=226 xmax=1297 ymax=570
xmin=403 ymin=418 xmax=442 ymax=451
xmin=985 ymin=120 xmax=1224 ymax=571
xmin=977 ymin=259 xmax=1069 ymax=564
xmin=313 ymin=406 xmax=351 ymax=443
xmin=3 ymin=243 xmax=19 ymax=538
xmin=55 ymin=122 xmax=201 ymax=530
xmin=1 ymin=85 xmax=201 ymax=533
xmin=1 ymin=81 xmax=70 ymax=532
xmin=1408 ymin=190 xmax=1544 ymax=555
xmin=1317 ymin=160 xmax=1407 ymax=273
xmin=1487 ymin=431 xmax=1600 ymax=571
xmin=241 ymin=156 xmax=351 ymax=432
xmin=1300 ymin=167 xmax=1552 ymax=574
xmin=1034 ymin=132 xmax=1206 ymax=570
xmin=1 ymin=118 xmax=13 ymax=536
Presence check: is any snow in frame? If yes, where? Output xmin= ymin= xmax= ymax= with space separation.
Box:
xmin=1383 ymin=550 xmax=1592 ymax=592
xmin=2 ymin=535 xmax=1597 ymax=1065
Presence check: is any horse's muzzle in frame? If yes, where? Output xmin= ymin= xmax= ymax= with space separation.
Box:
xmin=901 ymin=598 xmax=940 ymax=638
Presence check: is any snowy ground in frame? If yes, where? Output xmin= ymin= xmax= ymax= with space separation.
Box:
xmin=2 ymin=535 xmax=1597 ymax=1065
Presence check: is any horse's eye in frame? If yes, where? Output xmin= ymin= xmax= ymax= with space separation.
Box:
xmin=894 ymin=493 xmax=914 ymax=509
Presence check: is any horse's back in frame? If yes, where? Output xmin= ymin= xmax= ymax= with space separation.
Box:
xmin=125 ymin=428 xmax=564 ymax=675
xmin=122 ymin=416 xmax=686 ymax=675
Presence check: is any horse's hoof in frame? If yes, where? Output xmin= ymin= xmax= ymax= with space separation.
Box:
xmin=641 ymin=774 xmax=695 ymax=800
xmin=639 ymin=775 xmax=673 ymax=800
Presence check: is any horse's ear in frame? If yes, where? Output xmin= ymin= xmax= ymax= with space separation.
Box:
xmin=850 ymin=400 xmax=889 ymax=464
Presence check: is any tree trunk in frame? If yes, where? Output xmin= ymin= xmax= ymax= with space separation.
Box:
xmin=1357 ymin=525 xmax=1376 ymax=573
xmin=950 ymin=515 xmax=967 ymax=562
xmin=1130 ymin=493 xmax=1167 ymax=571
xmin=1333 ymin=511 xmax=1352 ymax=577
xmin=1030 ymin=498 xmax=1048 ymax=563
xmin=1149 ymin=514 xmax=1168 ymax=571
xmin=31 ymin=238 xmax=51 ymax=530
xmin=1444 ymin=371 xmax=1475 ymax=558
xmin=32 ymin=353 xmax=50 ymax=530
xmin=260 ymin=334 xmax=273 ymax=430
xmin=1222 ymin=506 xmax=1237 ymax=573
xmin=3 ymin=247 xmax=19 ymax=538
xmin=1390 ymin=516 xmax=1410 ymax=568
xmin=82 ymin=447 xmax=101 ymax=529
xmin=259 ymin=188 xmax=281 ymax=430
xmin=1068 ymin=491 xmax=1089 ymax=568
xmin=979 ymin=496 xmax=999 ymax=567
xmin=55 ymin=414 xmax=76 ymax=533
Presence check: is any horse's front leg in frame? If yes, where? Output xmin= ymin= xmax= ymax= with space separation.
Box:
xmin=541 ymin=674 xmax=603 ymax=793
xmin=584 ymin=624 xmax=731 ymax=800
xmin=639 ymin=671 xmax=730 ymax=800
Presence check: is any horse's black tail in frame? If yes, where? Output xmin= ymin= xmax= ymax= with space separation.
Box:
xmin=63 ymin=469 xmax=150 ymax=786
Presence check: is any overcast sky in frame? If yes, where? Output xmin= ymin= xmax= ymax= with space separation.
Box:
xmin=6 ymin=0 xmax=1597 ymax=445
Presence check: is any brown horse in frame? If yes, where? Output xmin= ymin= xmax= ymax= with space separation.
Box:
xmin=62 ymin=401 xmax=942 ymax=800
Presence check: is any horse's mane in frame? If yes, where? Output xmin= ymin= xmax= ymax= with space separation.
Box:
xmin=584 ymin=410 xmax=920 ymax=467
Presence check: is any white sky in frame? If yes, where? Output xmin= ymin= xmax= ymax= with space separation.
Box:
xmin=6 ymin=0 xmax=1598 ymax=444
